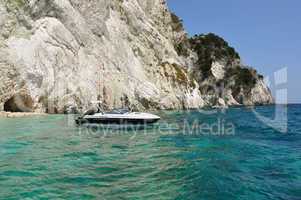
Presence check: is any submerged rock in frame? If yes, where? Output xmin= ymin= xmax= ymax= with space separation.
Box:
xmin=0 ymin=0 xmax=273 ymax=113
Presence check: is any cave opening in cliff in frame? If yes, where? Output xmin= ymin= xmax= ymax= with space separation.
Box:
xmin=4 ymin=94 xmax=33 ymax=112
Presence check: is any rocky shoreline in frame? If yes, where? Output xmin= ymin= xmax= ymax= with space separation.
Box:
xmin=0 ymin=112 xmax=46 ymax=118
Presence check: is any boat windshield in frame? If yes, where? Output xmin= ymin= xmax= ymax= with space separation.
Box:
xmin=106 ymin=108 xmax=130 ymax=114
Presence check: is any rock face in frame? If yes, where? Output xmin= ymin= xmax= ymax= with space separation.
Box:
xmin=188 ymin=33 xmax=273 ymax=107
xmin=0 ymin=0 xmax=273 ymax=113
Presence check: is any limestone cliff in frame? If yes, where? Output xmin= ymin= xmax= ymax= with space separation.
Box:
xmin=0 ymin=0 xmax=273 ymax=113
xmin=188 ymin=33 xmax=273 ymax=107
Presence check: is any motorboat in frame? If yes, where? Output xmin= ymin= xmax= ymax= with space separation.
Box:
xmin=75 ymin=108 xmax=160 ymax=125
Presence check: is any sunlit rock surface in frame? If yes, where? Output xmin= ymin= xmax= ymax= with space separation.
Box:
xmin=0 ymin=0 xmax=273 ymax=113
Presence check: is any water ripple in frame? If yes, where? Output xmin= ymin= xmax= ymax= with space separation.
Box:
xmin=0 ymin=106 xmax=300 ymax=199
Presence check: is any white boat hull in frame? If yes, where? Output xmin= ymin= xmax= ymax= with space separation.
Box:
xmin=76 ymin=112 xmax=160 ymax=125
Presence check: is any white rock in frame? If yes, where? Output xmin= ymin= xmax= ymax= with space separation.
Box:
xmin=0 ymin=0 xmax=204 ymax=113
xmin=211 ymin=61 xmax=225 ymax=80
xmin=0 ymin=0 xmax=273 ymax=113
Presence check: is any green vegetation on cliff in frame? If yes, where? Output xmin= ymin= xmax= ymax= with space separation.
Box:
xmin=226 ymin=66 xmax=258 ymax=96
xmin=187 ymin=32 xmax=264 ymax=101
xmin=170 ymin=12 xmax=190 ymax=57
xmin=189 ymin=33 xmax=240 ymax=79
xmin=6 ymin=0 xmax=26 ymax=9
xmin=170 ymin=12 xmax=184 ymax=32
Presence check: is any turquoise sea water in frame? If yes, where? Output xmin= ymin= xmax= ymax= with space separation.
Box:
xmin=0 ymin=105 xmax=300 ymax=200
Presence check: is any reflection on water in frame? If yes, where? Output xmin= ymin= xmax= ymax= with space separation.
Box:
xmin=0 ymin=106 xmax=300 ymax=199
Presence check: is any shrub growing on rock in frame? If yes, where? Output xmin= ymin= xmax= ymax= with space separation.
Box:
xmin=189 ymin=33 xmax=240 ymax=79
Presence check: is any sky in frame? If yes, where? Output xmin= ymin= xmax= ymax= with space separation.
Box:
xmin=167 ymin=0 xmax=300 ymax=103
